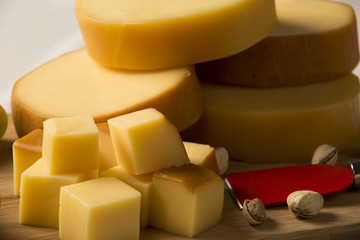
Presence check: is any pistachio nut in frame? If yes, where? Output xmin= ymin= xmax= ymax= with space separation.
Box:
xmin=311 ymin=144 xmax=338 ymax=165
xmin=243 ymin=198 xmax=267 ymax=225
xmin=287 ymin=190 xmax=324 ymax=218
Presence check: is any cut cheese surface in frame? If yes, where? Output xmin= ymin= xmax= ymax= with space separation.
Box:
xmin=182 ymin=74 xmax=360 ymax=162
xmin=75 ymin=0 xmax=276 ymax=69
xmin=11 ymin=49 xmax=203 ymax=137
xmin=183 ymin=142 xmax=219 ymax=174
xmin=196 ymin=0 xmax=359 ymax=87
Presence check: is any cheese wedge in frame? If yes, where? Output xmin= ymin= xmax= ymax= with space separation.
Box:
xmin=13 ymin=129 xmax=43 ymax=196
xmin=42 ymin=115 xmax=99 ymax=174
xmin=196 ymin=0 xmax=359 ymax=87
xmin=19 ymin=158 xmax=98 ymax=228
xmin=11 ymin=49 xmax=203 ymax=138
xmin=182 ymin=74 xmax=360 ymax=162
xmin=59 ymin=177 xmax=141 ymax=240
xmin=150 ymin=164 xmax=224 ymax=238
xmin=100 ymin=167 xmax=153 ymax=228
xmin=75 ymin=0 xmax=276 ymax=69
xmin=108 ymin=108 xmax=189 ymax=175
xmin=184 ymin=141 xmax=219 ymax=174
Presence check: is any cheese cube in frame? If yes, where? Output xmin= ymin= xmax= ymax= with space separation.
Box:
xmin=19 ymin=158 xmax=98 ymax=228
xmin=184 ymin=141 xmax=219 ymax=174
xmin=13 ymin=129 xmax=43 ymax=196
xmin=42 ymin=115 xmax=99 ymax=173
xmin=97 ymin=123 xmax=117 ymax=171
xmin=150 ymin=164 xmax=224 ymax=238
xmin=100 ymin=166 xmax=152 ymax=228
xmin=108 ymin=108 xmax=189 ymax=175
xmin=59 ymin=177 xmax=141 ymax=240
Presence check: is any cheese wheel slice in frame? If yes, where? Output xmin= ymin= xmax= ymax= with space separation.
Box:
xmin=11 ymin=49 xmax=203 ymax=137
xmin=182 ymin=74 xmax=360 ymax=162
xmin=196 ymin=0 xmax=359 ymax=87
xmin=75 ymin=0 xmax=277 ymax=70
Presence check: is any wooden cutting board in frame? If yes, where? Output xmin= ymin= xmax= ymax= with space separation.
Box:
xmin=1 ymin=114 xmax=360 ymax=240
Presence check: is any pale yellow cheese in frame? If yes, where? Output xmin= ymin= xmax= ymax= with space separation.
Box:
xmin=108 ymin=108 xmax=189 ymax=175
xmin=11 ymin=49 xmax=203 ymax=137
xmin=42 ymin=115 xmax=99 ymax=174
xmin=75 ymin=0 xmax=276 ymax=70
xmin=19 ymin=158 xmax=98 ymax=228
xmin=184 ymin=141 xmax=219 ymax=174
xmin=182 ymin=74 xmax=360 ymax=162
xmin=150 ymin=164 xmax=224 ymax=238
xmin=100 ymin=166 xmax=153 ymax=228
xmin=97 ymin=123 xmax=117 ymax=172
xmin=196 ymin=0 xmax=359 ymax=87
xmin=59 ymin=177 xmax=141 ymax=240
xmin=13 ymin=129 xmax=43 ymax=196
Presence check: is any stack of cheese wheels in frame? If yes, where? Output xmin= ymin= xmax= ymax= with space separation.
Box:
xmin=182 ymin=0 xmax=360 ymax=162
xmin=11 ymin=0 xmax=277 ymax=138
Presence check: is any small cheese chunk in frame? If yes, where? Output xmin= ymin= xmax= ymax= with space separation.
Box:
xmin=100 ymin=166 xmax=153 ymax=228
xmin=196 ymin=0 xmax=359 ymax=87
xmin=108 ymin=108 xmax=189 ymax=175
xmin=97 ymin=123 xmax=117 ymax=172
xmin=59 ymin=177 xmax=141 ymax=240
xmin=184 ymin=142 xmax=219 ymax=174
xmin=75 ymin=0 xmax=276 ymax=69
xmin=13 ymin=129 xmax=43 ymax=196
xmin=42 ymin=115 xmax=99 ymax=174
xmin=182 ymin=74 xmax=360 ymax=162
xmin=150 ymin=164 xmax=224 ymax=238
xmin=11 ymin=49 xmax=203 ymax=137
xmin=19 ymin=158 xmax=98 ymax=228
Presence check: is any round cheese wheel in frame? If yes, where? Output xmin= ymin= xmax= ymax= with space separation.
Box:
xmin=11 ymin=49 xmax=203 ymax=137
xmin=196 ymin=0 xmax=359 ymax=87
xmin=182 ymin=74 xmax=360 ymax=163
xmin=75 ymin=0 xmax=277 ymax=70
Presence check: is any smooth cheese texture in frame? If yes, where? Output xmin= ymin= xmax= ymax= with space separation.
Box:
xmin=184 ymin=142 xmax=219 ymax=174
xmin=59 ymin=177 xmax=141 ymax=240
xmin=151 ymin=164 xmax=224 ymax=238
xmin=97 ymin=123 xmax=117 ymax=172
xmin=196 ymin=0 xmax=359 ymax=87
xmin=108 ymin=108 xmax=189 ymax=175
xmin=100 ymin=166 xmax=153 ymax=228
xmin=75 ymin=0 xmax=276 ymax=70
xmin=19 ymin=158 xmax=98 ymax=228
xmin=13 ymin=129 xmax=43 ymax=196
xmin=182 ymin=74 xmax=360 ymax=162
xmin=42 ymin=115 xmax=99 ymax=174
xmin=11 ymin=49 xmax=203 ymax=138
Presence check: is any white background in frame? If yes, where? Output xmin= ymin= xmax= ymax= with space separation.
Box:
xmin=0 ymin=0 xmax=359 ymax=113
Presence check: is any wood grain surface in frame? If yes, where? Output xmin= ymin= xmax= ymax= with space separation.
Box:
xmin=1 ymin=114 xmax=360 ymax=240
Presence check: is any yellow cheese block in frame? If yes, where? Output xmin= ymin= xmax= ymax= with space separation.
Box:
xmin=19 ymin=158 xmax=98 ymax=228
xmin=11 ymin=49 xmax=203 ymax=138
xmin=100 ymin=166 xmax=153 ymax=228
xmin=97 ymin=123 xmax=117 ymax=172
xmin=13 ymin=129 xmax=43 ymax=196
xmin=59 ymin=177 xmax=141 ymax=240
xmin=182 ymin=74 xmax=360 ymax=162
xmin=150 ymin=164 xmax=224 ymax=238
xmin=196 ymin=0 xmax=359 ymax=87
xmin=75 ymin=0 xmax=276 ymax=70
xmin=183 ymin=141 xmax=219 ymax=174
xmin=108 ymin=108 xmax=189 ymax=175
xmin=42 ymin=115 xmax=99 ymax=174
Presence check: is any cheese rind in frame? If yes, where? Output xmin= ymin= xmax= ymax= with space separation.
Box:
xmin=182 ymin=74 xmax=360 ymax=162
xmin=150 ymin=164 xmax=224 ymax=238
xmin=108 ymin=108 xmax=189 ymax=175
xmin=196 ymin=0 xmax=359 ymax=87
xmin=75 ymin=0 xmax=276 ymax=69
xmin=19 ymin=158 xmax=98 ymax=228
xmin=11 ymin=49 xmax=203 ymax=137
xmin=12 ymin=129 xmax=43 ymax=196
xmin=42 ymin=115 xmax=99 ymax=174
xmin=59 ymin=177 xmax=141 ymax=240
